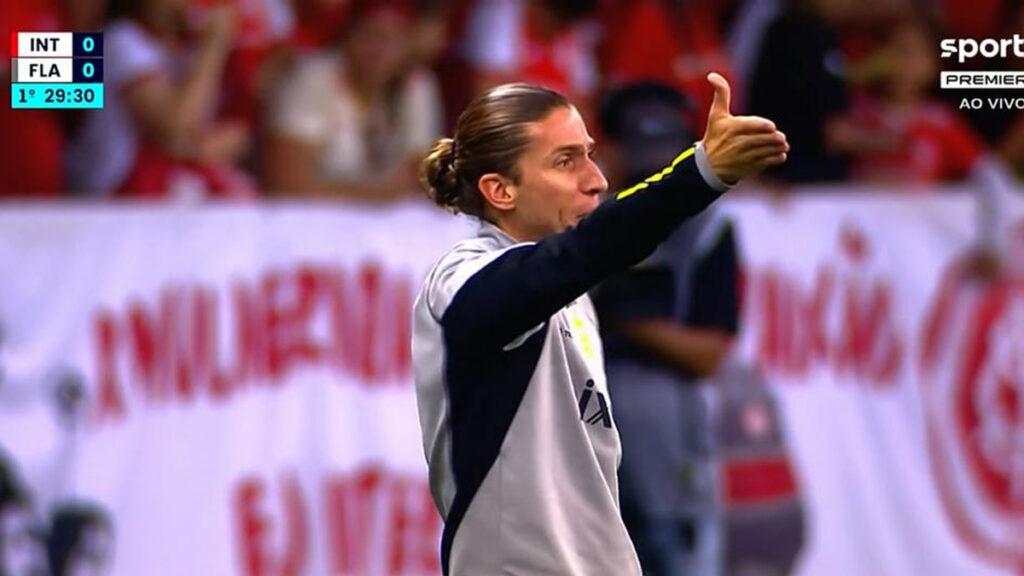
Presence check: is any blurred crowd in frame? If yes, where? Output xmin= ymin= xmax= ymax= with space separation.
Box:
xmin=2 ymin=0 xmax=1024 ymax=201
xmin=3 ymin=3 xmax=1023 ymax=576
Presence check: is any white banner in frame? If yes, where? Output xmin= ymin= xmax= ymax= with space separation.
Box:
xmin=0 ymin=202 xmax=474 ymax=576
xmin=725 ymin=192 xmax=1024 ymax=576
xmin=1 ymin=193 xmax=1023 ymax=576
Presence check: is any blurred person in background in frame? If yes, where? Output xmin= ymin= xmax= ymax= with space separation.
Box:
xmin=826 ymin=15 xmax=986 ymax=185
xmin=460 ymin=0 xmax=601 ymax=122
xmin=937 ymin=1 xmax=1024 ymax=271
xmin=431 ymin=0 xmax=486 ymax=131
xmin=593 ymin=82 xmax=740 ymax=576
xmin=0 ymin=454 xmax=48 ymax=576
xmin=404 ymin=0 xmax=451 ymax=71
xmin=600 ymin=0 xmax=740 ymax=133
xmin=46 ymin=504 xmax=113 ymax=576
xmin=938 ymin=0 xmax=1003 ymax=41
xmin=289 ymin=0 xmax=351 ymax=50
xmin=262 ymin=0 xmax=443 ymax=201
xmin=977 ymin=1 xmax=1024 ymax=179
xmin=727 ymin=0 xmax=783 ymax=97
xmin=58 ymin=0 xmax=108 ymax=31
xmin=190 ymin=0 xmax=297 ymax=131
xmin=747 ymin=0 xmax=852 ymax=183
xmin=0 ymin=0 xmax=66 ymax=197
xmin=64 ymin=0 xmax=256 ymax=200
xmin=0 ymin=0 xmax=112 ymax=198
xmin=824 ymin=12 xmax=1020 ymax=279
xmin=930 ymin=0 xmax=1005 ymax=149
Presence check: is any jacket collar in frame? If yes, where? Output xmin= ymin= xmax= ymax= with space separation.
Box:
xmin=477 ymin=220 xmax=522 ymax=249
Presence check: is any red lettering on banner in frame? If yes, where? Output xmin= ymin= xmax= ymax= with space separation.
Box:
xmin=387 ymin=475 xmax=442 ymax=573
xmin=233 ymin=282 xmax=269 ymax=395
xmin=757 ymin=268 xmax=780 ymax=370
xmin=172 ymin=288 xmax=201 ymax=403
xmin=198 ymin=287 xmax=231 ymax=402
xmin=325 ymin=268 xmax=358 ymax=377
xmin=234 ymin=467 xmax=440 ymax=575
xmin=127 ymin=293 xmax=173 ymax=401
xmin=835 ymin=280 xmax=903 ymax=384
xmin=358 ymin=264 xmax=382 ymax=383
xmin=392 ymin=274 xmax=413 ymax=381
xmin=807 ymin=269 xmax=834 ymax=364
xmin=279 ymin=474 xmax=309 ymax=576
xmin=194 ymin=288 xmax=218 ymax=398
xmin=89 ymin=263 xmax=417 ymax=426
xmin=94 ymin=312 xmax=124 ymax=421
xmin=325 ymin=467 xmax=379 ymax=572
xmin=263 ymin=270 xmax=287 ymax=382
xmin=756 ymin=269 xmax=834 ymax=377
xmin=919 ymin=263 xmax=962 ymax=373
xmin=747 ymin=223 xmax=904 ymax=387
xmin=181 ymin=283 xmax=268 ymax=404
xmin=324 ymin=466 xmax=441 ymax=574
xmin=233 ymin=473 xmax=310 ymax=576
xmin=235 ymin=478 xmax=272 ymax=576
xmin=263 ymin=266 xmax=322 ymax=382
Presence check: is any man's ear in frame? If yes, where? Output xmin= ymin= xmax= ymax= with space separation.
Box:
xmin=478 ymin=173 xmax=517 ymax=213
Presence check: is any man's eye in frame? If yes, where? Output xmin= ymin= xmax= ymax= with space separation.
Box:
xmin=557 ymin=157 xmax=574 ymax=169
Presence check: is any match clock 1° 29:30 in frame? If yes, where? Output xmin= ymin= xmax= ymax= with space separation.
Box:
xmin=12 ymin=83 xmax=104 ymax=108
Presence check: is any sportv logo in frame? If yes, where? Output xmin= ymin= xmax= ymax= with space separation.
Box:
xmin=940 ymin=35 xmax=1024 ymax=63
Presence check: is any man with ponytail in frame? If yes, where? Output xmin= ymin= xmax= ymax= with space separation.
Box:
xmin=412 ymin=74 xmax=787 ymax=576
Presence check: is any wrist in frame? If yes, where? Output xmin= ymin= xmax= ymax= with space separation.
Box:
xmin=695 ymin=141 xmax=735 ymax=191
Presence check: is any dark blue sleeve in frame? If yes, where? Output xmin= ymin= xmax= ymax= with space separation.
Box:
xmin=592 ymin=267 xmax=674 ymax=325
xmin=442 ymin=147 xmax=722 ymax=350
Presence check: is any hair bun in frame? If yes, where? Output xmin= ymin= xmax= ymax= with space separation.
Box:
xmin=420 ymin=137 xmax=461 ymax=211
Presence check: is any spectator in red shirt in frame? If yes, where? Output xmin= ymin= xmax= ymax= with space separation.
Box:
xmin=290 ymin=0 xmax=351 ymax=50
xmin=65 ymin=0 xmax=255 ymax=200
xmin=984 ymin=2 xmax=1024 ymax=178
xmin=0 ymin=0 xmax=65 ymax=197
xmin=600 ymin=0 xmax=738 ymax=132
xmin=827 ymin=16 xmax=984 ymax=185
xmin=461 ymin=0 xmax=601 ymax=120
xmin=190 ymin=0 xmax=297 ymax=128
xmin=940 ymin=0 xmax=1002 ymax=41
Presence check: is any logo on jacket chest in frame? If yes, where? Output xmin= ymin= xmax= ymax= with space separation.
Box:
xmin=578 ymin=379 xmax=612 ymax=428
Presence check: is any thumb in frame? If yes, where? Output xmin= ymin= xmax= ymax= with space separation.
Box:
xmin=707 ymin=72 xmax=731 ymax=120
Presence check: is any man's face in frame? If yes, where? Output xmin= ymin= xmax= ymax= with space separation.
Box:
xmin=507 ymin=106 xmax=608 ymax=241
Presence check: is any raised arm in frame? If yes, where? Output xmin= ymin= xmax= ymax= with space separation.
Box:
xmin=438 ymin=75 xmax=785 ymax=350
xmin=440 ymin=145 xmax=715 ymax=350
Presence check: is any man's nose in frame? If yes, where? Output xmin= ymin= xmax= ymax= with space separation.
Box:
xmin=582 ymin=158 xmax=608 ymax=196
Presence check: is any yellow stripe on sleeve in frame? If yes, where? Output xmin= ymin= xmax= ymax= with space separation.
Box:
xmin=614 ymin=146 xmax=696 ymax=201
